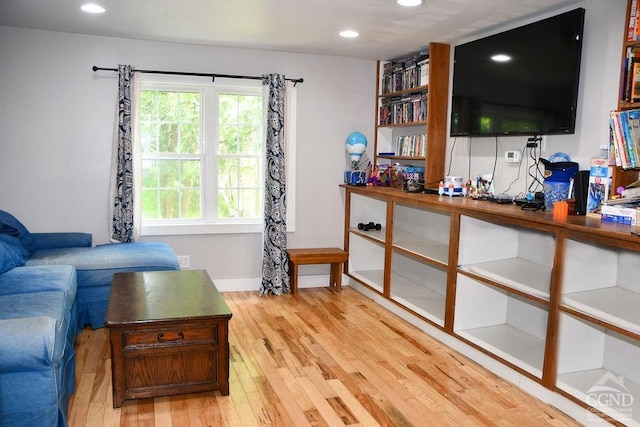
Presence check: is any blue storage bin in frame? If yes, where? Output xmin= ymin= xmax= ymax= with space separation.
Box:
xmin=540 ymin=158 xmax=579 ymax=210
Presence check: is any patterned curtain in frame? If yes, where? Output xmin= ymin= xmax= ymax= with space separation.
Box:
xmin=109 ymin=65 xmax=136 ymax=243
xmin=260 ymin=74 xmax=290 ymax=295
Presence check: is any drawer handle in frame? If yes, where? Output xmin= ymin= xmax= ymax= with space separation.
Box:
xmin=157 ymin=331 xmax=184 ymax=343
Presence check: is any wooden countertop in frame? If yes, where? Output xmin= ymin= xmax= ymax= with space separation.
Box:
xmin=341 ymin=184 xmax=640 ymax=250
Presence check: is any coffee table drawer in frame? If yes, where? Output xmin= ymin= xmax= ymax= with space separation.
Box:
xmin=124 ymin=325 xmax=217 ymax=348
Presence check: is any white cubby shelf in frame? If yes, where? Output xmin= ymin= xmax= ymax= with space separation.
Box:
xmin=562 ymin=239 xmax=640 ymax=335
xmin=454 ymin=274 xmax=548 ymax=378
xmin=351 ymin=227 xmax=386 ymax=245
xmin=458 ymin=216 xmax=554 ymax=300
xmin=557 ymin=312 xmax=640 ymax=426
xmin=390 ymin=250 xmax=447 ymax=327
xmin=392 ymin=203 xmax=450 ymax=265
xmin=350 ymin=193 xmax=387 ymax=241
xmin=347 ymin=232 xmax=385 ymax=293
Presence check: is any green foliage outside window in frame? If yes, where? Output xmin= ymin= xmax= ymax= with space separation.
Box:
xmin=139 ymin=88 xmax=263 ymax=222
xmin=217 ymin=93 xmax=263 ymax=219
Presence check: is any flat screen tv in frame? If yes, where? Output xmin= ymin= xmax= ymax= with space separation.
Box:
xmin=450 ymin=8 xmax=585 ymax=137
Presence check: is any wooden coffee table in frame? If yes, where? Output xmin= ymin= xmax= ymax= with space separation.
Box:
xmin=105 ymin=270 xmax=232 ymax=408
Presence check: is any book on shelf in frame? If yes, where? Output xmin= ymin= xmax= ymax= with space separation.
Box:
xmin=394 ymin=134 xmax=426 ymax=157
xmin=586 ymin=158 xmax=611 ymax=214
xmin=620 ymin=109 xmax=637 ymax=168
xmin=629 ymin=0 xmax=640 ymax=41
xmin=609 ymin=109 xmax=640 ymax=169
xmin=621 ymin=48 xmax=640 ymax=102
xmin=418 ymin=58 xmax=429 ymax=87
xmin=633 ymin=61 xmax=640 ymax=102
xmin=608 ymin=123 xmax=620 ymax=166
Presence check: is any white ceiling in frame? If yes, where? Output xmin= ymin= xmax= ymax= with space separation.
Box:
xmin=0 ymin=0 xmax=582 ymax=60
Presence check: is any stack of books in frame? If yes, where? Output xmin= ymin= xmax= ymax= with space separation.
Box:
xmin=601 ymin=196 xmax=640 ymax=225
xmin=609 ymin=109 xmax=640 ymax=168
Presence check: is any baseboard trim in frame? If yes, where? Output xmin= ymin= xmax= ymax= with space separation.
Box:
xmin=210 ymin=273 xmax=344 ymax=293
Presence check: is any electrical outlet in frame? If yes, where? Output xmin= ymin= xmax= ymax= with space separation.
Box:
xmin=177 ymin=255 xmax=190 ymax=269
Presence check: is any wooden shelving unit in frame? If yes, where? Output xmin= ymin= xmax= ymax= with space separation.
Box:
xmin=612 ymin=0 xmax=640 ymax=195
xmin=342 ymin=184 xmax=640 ymax=425
xmin=373 ymin=43 xmax=450 ymax=188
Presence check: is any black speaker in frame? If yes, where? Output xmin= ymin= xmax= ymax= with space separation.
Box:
xmin=573 ymin=170 xmax=590 ymax=215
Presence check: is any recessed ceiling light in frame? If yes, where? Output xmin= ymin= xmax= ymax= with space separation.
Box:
xmin=339 ymin=30 xmax=359 ymax=38
xmin=491 ymin=54 xmax=512 ymax=62
xmin=81 ymin=3 xmax=106 ymax=13
xmin=397 ymin=0 xmax=423 ymax=6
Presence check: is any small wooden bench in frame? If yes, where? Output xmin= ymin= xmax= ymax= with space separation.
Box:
xmin=287 ymin=248 xmax=349 ymax=296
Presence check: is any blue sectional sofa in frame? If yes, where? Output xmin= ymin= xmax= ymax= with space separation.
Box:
xmin=0 ymin=210 xmax=179 ymax=426
xmin=27 ymin=235 xmax=180 ymax=329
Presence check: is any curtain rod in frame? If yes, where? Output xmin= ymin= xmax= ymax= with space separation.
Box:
xmin=92 ymin=66 xmax=304 ymax=85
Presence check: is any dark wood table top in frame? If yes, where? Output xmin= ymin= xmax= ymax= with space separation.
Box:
xmin=105 ymin=270 xmax=232 ymax=326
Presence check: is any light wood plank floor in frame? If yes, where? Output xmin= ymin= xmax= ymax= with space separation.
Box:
xmin=68 ymin=287 xmax=580 ymax=426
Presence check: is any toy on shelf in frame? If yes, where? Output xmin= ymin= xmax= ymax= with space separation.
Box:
xmin=345 ymin=132 xmax=368 ymax=170
xmin=357 ymin=222 xmax=382 ymax=231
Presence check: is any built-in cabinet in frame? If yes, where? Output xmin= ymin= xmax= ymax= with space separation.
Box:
xmin=342 ymin=184 xmax=640 ymax=426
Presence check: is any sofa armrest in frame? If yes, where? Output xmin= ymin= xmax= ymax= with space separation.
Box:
xmin=31 ymin=232 xmax=92 ymax=249
xmin=0 ymin=317 xmax=58 ymax=372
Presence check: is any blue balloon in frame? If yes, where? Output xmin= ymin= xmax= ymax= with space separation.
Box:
xmin=346 ymin=132 xmax=367 ymax=148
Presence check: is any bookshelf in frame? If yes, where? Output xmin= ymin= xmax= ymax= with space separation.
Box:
xmin=612 ymin=0 xmax=640 ymax=195
xmin=374 ymin=43 xmax=450 ymax=188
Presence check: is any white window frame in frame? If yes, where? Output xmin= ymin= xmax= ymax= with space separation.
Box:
xmin=136 ymin=74 xmax=296 ymax=236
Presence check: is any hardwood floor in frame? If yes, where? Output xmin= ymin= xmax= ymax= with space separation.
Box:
xmin=68 ymin=287 xmax=580 ymax=426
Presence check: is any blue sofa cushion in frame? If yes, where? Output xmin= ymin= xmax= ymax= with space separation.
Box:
xmin=0 ymin=265 xmax=77 ymax=308
xmin=0 ymin=234 xmax=29 ymax=271
xmin=0 ymin=241 xmax=18 ymax=274
xmin=0 ymin=291 xmax=70 ymax=370
xmin=0 ymin=316 xmax=60 ymax=372
xmin=0 ymin=210 xmax=36 ymax=255
xmin=26 ymin=241 xmax=180 ymax=288
xmin=31 ymin=232 xmax=92 ymax=250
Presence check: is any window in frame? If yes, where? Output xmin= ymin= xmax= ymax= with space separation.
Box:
xmin=136 ymin=76 xmax=271 ymax=235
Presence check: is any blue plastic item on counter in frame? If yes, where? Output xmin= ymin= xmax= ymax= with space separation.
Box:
xmin=539 ymin=158 xmax=579 ymax=210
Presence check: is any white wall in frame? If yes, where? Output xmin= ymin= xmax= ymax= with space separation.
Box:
xmin=446 ymin=0 xmax=626 ymax=198
xmin=0 ymin=26 xmax=375 ymax=289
